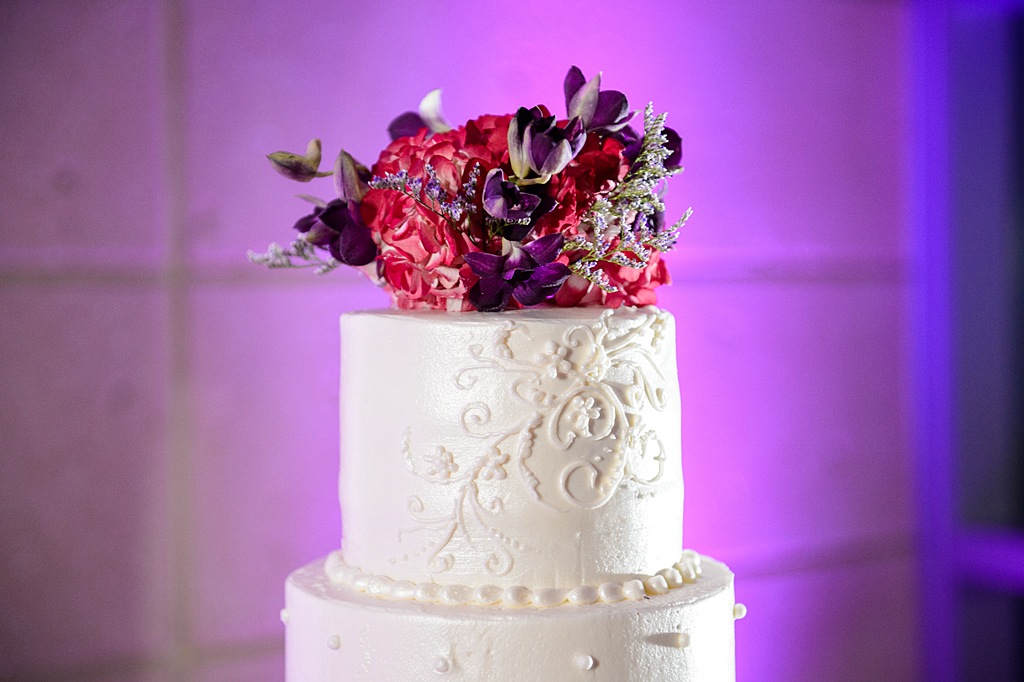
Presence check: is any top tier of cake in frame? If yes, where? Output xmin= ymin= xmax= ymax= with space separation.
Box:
xmin=338 ymin=306 xmax=683 ymax=592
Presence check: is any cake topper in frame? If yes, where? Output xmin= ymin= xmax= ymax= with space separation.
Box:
xmin=249 ymin=66 xmax=690 ymax=312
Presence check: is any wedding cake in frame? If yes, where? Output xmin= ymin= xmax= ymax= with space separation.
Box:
xmin=251 ymin=66 xmax=742 ymax=680
xmin=282 ymin=307 xmax=740 ymax=680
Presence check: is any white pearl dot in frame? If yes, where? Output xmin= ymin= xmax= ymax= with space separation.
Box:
xmin=533 ymin=587 xmax=567 ymax=607
xmin=433 ymin=656 xmax=451 ymax=674
xmin=733 ymin=603 xmax=748 ymax=620
xmin=279 ymin=608 xmax=289 ymax=624
xmin=474 ymin=584 xmax=503 ymax=605
xmin=567 ymin=585 xmax=598 ymax=606
xmin=672 ymin=632 xmax=690 ymax=648
xmin=327 ymin=635 xmax=341 ymax=650
xmin=502 ymin=585 xmax=531 ymax=607
xmin=658 ymin=567 xmax=684 ymax=588
xmin=597 ymin=582 xmax=625 ymax=603
xmin=645 ymin=574 xmax=669 ymax=595
xmin=415 ymin=583 xmax=441 ymax=602
xmin=440 ymin=584 xmax=472 ymax=605
xmin=392 ymin=581 xmax=416 ymax=600
xmin=622 ymin=579 xmax=645 ymax=600
xmin=575 ymin=654 xmax=596 ymax=670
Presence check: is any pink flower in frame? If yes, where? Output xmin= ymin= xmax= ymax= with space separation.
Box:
xmin=375 ymin=115 xmax=510 ymax=193
xmin=555 ymin=250 xmax=671 ymax=308
xmin=253 ymin=68 xmax=689 ymax=313
xmin=363 ymin=114 xmax=513 ymax=310
xmin=360 ymin=189 xmax=474 ymax=310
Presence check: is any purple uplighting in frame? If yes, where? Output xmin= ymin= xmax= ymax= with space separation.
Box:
xmin=2 ymin=0 xmax=1022 ymax=680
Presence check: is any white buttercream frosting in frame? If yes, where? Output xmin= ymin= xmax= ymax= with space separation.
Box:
xmin=338 ymin=307 xmax=683 ymax=590
xmin=324 ymin=549 xmax=705 ymax=608
xmin=284 ymin=306 xmax=740 ymax=680
xmin=286 ymin=555 xmax=738 ymax=681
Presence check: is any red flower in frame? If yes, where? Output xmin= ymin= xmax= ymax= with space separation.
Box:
xmin=532 ymin=134 xmax=629 ymax=239
xmin=361 ymin=110 xmax=667 ymax=311
xmin=465 ymin=114 xmax=512 ymax=162
xmin=364 ymin=114 xmax=513 ymax=310
xmin=375 ymin=115 xmax=510 ymax=194
xmin=554 ymin=250 xmax=671 ymax=308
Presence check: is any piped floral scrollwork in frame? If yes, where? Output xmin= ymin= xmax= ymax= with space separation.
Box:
xmin=400 ymin=428 xmax=522 ymax=577
xmin=399 ymin=308 xmax=674 ymax=576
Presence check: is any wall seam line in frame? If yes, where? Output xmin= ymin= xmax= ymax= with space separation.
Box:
xmin=160 ymin=0 xmax=195 ymax=679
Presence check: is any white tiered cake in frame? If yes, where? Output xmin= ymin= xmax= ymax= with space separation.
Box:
xmin=283 ymin=306 xmax=741 ymax=680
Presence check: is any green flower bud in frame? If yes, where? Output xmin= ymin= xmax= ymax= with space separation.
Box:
xmin=267 ymin=138 xmax=329 ymax=182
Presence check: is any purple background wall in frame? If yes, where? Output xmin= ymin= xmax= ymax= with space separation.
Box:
xmin=0 ymin=1 xmax=916 ymax=680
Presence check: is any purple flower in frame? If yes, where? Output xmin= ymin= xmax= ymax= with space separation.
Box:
xmin=288 ymin=149 xmax=377 ymax=266
xmin=508 ymin=107 xmax=587 ymax=181
xmin=613 ymin=124 xmax=682 ymax=169
xmin=564 ymin=66 xmax=634 ymax=133
xmin=507 ymin=107 xmax=542 ymax=179
xmin=615 ymin=125 xmax=643 ymax=163
xmin=464 ymin=234 xmax=571 ymax=312
xmin=387 ymin=111 xmax=427 ymax=141
xmin=334 ymin=149 xmax=368 ymax=202
xmin=482 ymin=168 xmax=541 ymax=221
xmin=632 ymin=207 xmax=666 ymax=234
xmin=663 ymin=126 xmax=682 ymax=169
xmin=652 ymin=209 xmax=666 ymax=233
xmin=295 ymin=199 xmax=377 ymax=266
xmin=386 ymin=88 xmax=453 ymax=141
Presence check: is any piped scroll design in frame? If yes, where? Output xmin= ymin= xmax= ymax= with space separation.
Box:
xmin=401 ymin=309 xmax=671 ymax=576
xmin=402 ymin=427 xmax=523 ymax=577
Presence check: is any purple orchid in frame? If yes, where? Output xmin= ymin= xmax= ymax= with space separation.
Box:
xmin=616 ymin=125 xmax=643 ymax=163
xmin=564 ymin=66 xmax=635 ymax=133
xmin=387 ymin=112 xmax=426 ymax=141
xmin=482 ymin=168 xmax=541 ymax=221
xmin=386 ymin=89 xmax=454 ymax=141
xmin=290 ymin=150 xmax=377 ymax=266
xmin=294 ymin=199 xmax=377 ymax=266
xmin=614 ymin=124 xmax=682 ymax=169
xmin=631 ymin=206 xmax=667 ymax=234
xmin=663 ymin=126 xmax=682 ymax=169
xmin=507 ymin=107 xmax=587 ymax=182
xmin=333 ymin=149 xmax=368 ymax=202
xmin=464 ymin=233 xmax=571 ymax=312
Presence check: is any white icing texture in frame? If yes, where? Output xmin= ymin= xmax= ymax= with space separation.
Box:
xmin=339 ymin=307 xmax=683 ymax=590
xmin=286 ymin=555 xmax=737 ymax=681
xmin=324 ymin=549 xmax=705 ymax=608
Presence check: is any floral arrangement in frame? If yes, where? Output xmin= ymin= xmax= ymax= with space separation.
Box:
xmin=249 ymin=67 xmax=690 ymax=312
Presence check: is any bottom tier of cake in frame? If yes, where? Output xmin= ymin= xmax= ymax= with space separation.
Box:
xmin=284 ymin=555 xmax=739 ymax=681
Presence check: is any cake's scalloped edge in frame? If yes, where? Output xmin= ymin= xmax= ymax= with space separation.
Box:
xmin=324 ymin=549 xmax=704 ymax=609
